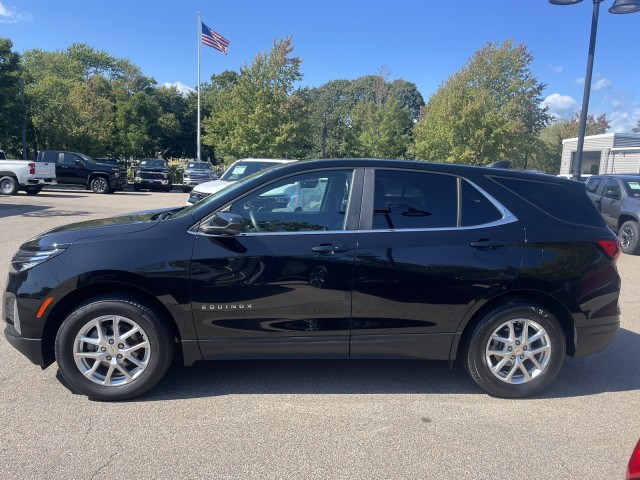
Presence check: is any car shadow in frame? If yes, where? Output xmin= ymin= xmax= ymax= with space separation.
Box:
xmin=128 ymin=328 xmax=639 ymax=402
xmin=0 ymin=204 xmax=91 ymax=219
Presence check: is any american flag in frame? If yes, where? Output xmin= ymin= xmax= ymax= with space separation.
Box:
xmin=201 ymin=22 xmax=230 ymax=54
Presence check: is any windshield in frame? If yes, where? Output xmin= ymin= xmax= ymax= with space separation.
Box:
xmin=140 ymin=159 xmax=167 ymax=168
xmin=624 ymin=179 xmax=640 ymax=198
xmin=187 ymin=162 xmax=212 ymax=169
xmin=175 ymin=166 xmax=278 ymax=219
xmin=78 ymin=153 xmax=96 ymax=163
xmin=220 ymin=161 xmax=284 ymax=182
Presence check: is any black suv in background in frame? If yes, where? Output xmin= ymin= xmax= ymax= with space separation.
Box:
xmin=134 ymin=158 xmax=171 ymax=192
xmin=585 ymin=174 xmax=640 ymax=254
xmin=38 ymin=150 xmax=127 ymax=194
xmin=4 ymin=159 xmax=621 ymax=401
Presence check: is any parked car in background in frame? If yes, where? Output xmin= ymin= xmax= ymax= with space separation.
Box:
xmin=4 ymin=159 xmax=621 ymax=401
xmin=628 ymin=439 xmax=640 ymax=480
xmin=134 ymin=158 xmax=171 ymax=192
xmin=186 ymin=158 xmax=296 ymax=204
xmin=37 ymin=150 xmax=125 ymax=194
xmin=585 ymin=174 xmax=640 ymax=254
xmin=0 ymin=149 xmax=56 ymax=195
xmin=182 ymin=161 xmax=218 ymax=192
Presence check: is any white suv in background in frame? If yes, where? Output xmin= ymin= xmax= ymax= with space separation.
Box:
xmin=186 ymin=158 xmax=296 ymax=205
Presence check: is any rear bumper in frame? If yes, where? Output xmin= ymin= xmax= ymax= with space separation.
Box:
xmin=574 ymin=320 xmax=620 ymax=356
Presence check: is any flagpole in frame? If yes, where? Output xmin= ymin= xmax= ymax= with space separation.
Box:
xmin=197 ymin=12 xmax=201 ymax=161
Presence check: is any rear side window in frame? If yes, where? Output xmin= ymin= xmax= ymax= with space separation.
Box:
xmin=490 ymin=176 xmax=604 ymax=226
xmin=461 ymin=180 xmax=502 ymax=227
xmin=373 ymin=170 xmax=457 ymax=229
xmin=41 ymin=151 xmax=59 ymax=163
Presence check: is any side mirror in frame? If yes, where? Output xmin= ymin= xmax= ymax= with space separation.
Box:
xmin=604 ymin=190 xmax=620 ymax=200
xmin=200 ymin=212 xmax=242 ymax=236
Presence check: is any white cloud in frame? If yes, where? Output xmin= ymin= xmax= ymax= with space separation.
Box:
xmin=542 ymin=93 xmax=578 ymax=118
xmin=609 ymin=108 xmax=640 ymax=133
xmin=593 ymin=78 xmax=612 ymax=91
xmin=576 ymin=77 xmax=585 ymax=85
xmin=549 ymin=64 xmax=563 ymax=74
xmin=0 ymin=1 xmax=32 ymax=23
xmin=162 ymin=81 xmax=195 ymax=97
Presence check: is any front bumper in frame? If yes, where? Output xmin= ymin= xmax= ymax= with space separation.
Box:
xmin=4 ymin=326 xmax=45 ymax=366
xmin=111 ymin=177 xmax=127 ymax=188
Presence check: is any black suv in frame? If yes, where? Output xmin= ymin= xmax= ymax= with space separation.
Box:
xmin=38 ymin=150 xmax=127 ymax=194
xmin=3 ymin=159 xmax=621 ymax=400
xmin=585 ymin=174 xmax=640 ymax=254
xmin=134 ymin=158 xmax=171 ymax=192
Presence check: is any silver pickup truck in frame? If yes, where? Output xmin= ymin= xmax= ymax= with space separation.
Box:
xmin=0 ymin=150 xmax=56 ymax=195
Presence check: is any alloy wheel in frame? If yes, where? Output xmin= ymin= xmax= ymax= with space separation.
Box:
xmin=73 ymin=315 xmax=151 ymax=386
xmin=485 ymin=318 xmax=551 ymax=384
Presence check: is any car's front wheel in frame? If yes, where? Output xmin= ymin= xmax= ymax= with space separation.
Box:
xmin=619 ymin=220 xmax=640 ymax=255
xmin=90 ymin=176 xmax=111 ymax=194
xmin=24 ymin=185 xmax=43 ymax=195
xmin=461 ymin=302 xmax=565 ymax=398
xmin=55 ymin=296 xmax=174 ymax=401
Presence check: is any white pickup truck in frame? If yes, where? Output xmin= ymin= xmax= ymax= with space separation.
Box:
xmin=0 ymin=149 xmax=56 ymax=195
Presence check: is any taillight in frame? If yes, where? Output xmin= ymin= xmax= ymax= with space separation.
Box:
xmin=595 ymin=237 xmax=621 ymax=262
xmin=628 ymin=439 xmax=640 ymax=480
xmin=28 ymin=162 xmax=35 ymax=175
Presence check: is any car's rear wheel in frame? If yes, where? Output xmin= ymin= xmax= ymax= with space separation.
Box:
xmin=24 ymin=185 xmax=43 ymax=195
xmin=461 ymin=302 xmax=565 ymax=398
xmin=90 ymin=176 xmax=110 ymax=194
xmin=55 ymin=296 xmax=174 ymax=401
xmin=0 ymin=176 xmax=19 ymax=195
xmin=619 ymin=220 xmax=640 ymax=255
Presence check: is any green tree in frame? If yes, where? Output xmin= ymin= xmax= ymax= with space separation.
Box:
xmin=114 ymin=91 xmax=160 ymax=158
xmin=412 ymin=40 xmax=550 ymax=166
xmin=202 ymin=37 xmax=312 ymax=159
xmin=0 ymin=38 xmax=23 ymax=155
xmin=528 ymin=113 xmax=609 ymax=174
xmin=633 ymin=120 xmax=640 ymax=134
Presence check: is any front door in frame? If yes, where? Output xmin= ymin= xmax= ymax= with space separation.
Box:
xmin=191 ymin=168 xmax=360 ymax=359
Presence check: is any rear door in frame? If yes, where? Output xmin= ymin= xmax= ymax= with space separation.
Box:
xmin=351 ymin=167 xmax=526 ymax=360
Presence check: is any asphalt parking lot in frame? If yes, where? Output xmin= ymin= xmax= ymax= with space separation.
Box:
xmin=0 ymin=187 xmax=638 ymax=479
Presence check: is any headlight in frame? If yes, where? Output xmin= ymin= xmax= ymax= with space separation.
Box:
xmin=11 ymin=244 xmax=68 ymax=272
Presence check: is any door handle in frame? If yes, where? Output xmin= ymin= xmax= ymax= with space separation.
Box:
xmin=312 ymin=244 xmax=348 ymax=254
xmin=470 ymin=240 xmax=506 ymax=250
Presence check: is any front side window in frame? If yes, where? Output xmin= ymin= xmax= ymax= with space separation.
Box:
xmin=63 ymin=153 xmax=79 ymax=166
xmin=228 ymin=170 xmax=353 ymax=233
xmin=603 ymin=179 xmax=621 ymax=200
xmin=585 ymin=177 xmax=602 ymax=194
xmin=373 ymin=170 xmax=458 ymax=229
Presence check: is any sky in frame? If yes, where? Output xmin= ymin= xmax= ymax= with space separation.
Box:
xmin=2 ymin=0 xmax=640 ymax=132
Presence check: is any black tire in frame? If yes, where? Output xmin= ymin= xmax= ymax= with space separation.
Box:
xmin=182 ymin=186 xmax=191 ymax=193
xmin=619 ymin=220 xmax=640 ymax=255
xmin=90 ymin=176 xmax=111 ymax=194
xmin=0 ymin=175 xmax=19 ymax=195
xmin=55 ymin=296 xmax=174 ymax=401
xmin=460 ymin=302 xmax=565 ymax=398
xmin=24 ymin=185 xmax=43 ymax=195
xmin=164 ymin=184 xmax=172 ymax=192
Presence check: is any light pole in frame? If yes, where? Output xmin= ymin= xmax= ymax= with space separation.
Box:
xmin=549 ymin=0 xmax=640 ymax=181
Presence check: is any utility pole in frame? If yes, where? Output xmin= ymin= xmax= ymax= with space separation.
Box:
xmin=20 ymin=79 xmax=26 ymax=159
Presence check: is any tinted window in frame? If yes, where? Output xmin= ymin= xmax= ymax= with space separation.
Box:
xmin=41 ymin=151 xmax=59 ymax=163
xmin=187 ymin=162 xmax=211 ymax=169
xmin=585 ymin=177 xmax=602 ymax=194
xmin=140 ymin=159 xmax=167 ymax=168
xmin=63 ymin=153 xmax=79 ymax=166
xmin=372 ymin=170 xmax=457 ymax=229
xmin=461 ymin=180 xmax=502 ymax=226
xmin=603 ymin=179 xmax=621 ymax=200
xmin=490 ymin=176 xmax=604 ymax=226
xmin=229 ymin=170 xmax=352 ymax=232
